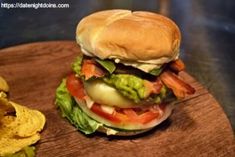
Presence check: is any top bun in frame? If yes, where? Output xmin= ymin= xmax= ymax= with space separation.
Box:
xmin=76 ymin=9 xmax=181 ymax=65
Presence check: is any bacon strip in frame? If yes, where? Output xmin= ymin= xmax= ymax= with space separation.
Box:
xmin=169 ymin=59 xmax=185 ymax=72
xmin=143 ymin=79 xmax=163 ymax=98
xmin=160 ymin=70 xmax=195 ymax=98
xmin=81 ymin=59 xmax=105 ymax=80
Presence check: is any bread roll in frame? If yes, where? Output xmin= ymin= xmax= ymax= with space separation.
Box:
xmin=76 ymin=9 xmax=181 ymax=65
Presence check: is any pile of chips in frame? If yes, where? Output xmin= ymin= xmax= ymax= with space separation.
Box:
xmin=0 ymin=76 xmax=46 ymax=156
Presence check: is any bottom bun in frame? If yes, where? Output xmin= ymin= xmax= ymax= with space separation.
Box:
xmin=97 ymin=126 xmax=153 ymax=136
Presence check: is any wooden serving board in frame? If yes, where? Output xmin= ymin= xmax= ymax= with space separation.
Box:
xmin=0 ymin=41 xmax=234 ymax=157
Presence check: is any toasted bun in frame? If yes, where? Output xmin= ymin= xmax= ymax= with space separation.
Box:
xmin=97 ymin=126 xmax=152 ymax=136
xmin=76 ymin=9 xmax=181 ymax=65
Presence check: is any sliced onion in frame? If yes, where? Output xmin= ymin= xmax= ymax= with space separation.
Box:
xmin=84 ymin=96 xmax=94 ymax=109
xmin=101 ymin=105 xmax=115 ymax=114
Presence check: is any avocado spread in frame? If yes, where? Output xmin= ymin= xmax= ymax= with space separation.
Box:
xmin=72 ymin=55 xmax=83 ymax=76
xmin=103 ymin=74 xmax=149 ymax=103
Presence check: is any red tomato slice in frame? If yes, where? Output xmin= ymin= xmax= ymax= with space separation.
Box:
xmin=66 ymin=74 xmax=85 ymax=100
xmin=123 ymin=108 xmax=138 ymax=117
xmin=90 ymin=103 xmax=161 ymax=124
xmin=91 ymin=103 xmax=122 ymax=123
xmin=137 ymin=111 xmax=159 ymax=124
xmin=113 ymin=111 xmax=129 ymax=122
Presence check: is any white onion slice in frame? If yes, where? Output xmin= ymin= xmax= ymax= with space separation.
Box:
xmin=84 ymin=96 xmax=94 ymax=109
xmin=100 ymin=105 xmax=115 ymax=114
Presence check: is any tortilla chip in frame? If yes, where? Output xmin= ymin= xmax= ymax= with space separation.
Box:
xmin=0 ymin=133 xmax=40 ymax=156
xmin=0 ymin=76 xmax=9 ymax=92
xmin=0 ymin=98 xmax=46 ymax=156
xmin=0 ymin=91 xmax=7 ymax=98
xmin=0 ymin=97 xmax=14 ymax=123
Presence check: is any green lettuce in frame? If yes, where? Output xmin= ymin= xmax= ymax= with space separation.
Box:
xmin=55 ymin=79 xmax=101 ymax=134
xmin=4 ymin=146 xmax=35 ymax=157
xmin=55 ymin=79 xmax=73 ymax=118
xmin=149 ymin=67 xmax=163 ymax=76
xmin=153 ymin=85 xmax=167 ymax=104
xmin=153 ymin=86 xmax=176 ymax=104
xmin=95 ymin=59 xmax=116 ymax=74
xmin=103 ymin=74 xmax=149 ymax=103
xmin=55 ymin=79 xmax=120 ymax=135
xmin=72 ymin=56 xmax=83 ymax=75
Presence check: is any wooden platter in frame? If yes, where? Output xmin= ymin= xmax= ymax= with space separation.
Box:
xmin=0 ymin=41 xmax=234 ymax=157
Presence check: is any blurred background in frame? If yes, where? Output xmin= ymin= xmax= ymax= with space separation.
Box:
xmin=0 ymin=0 xmax=235 ymax=130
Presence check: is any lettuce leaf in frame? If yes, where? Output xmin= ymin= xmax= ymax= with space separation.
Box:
xmin=55 ymin=79 xmax=73 ymax=118
xmin=103 ymin=74 xmax=149 ymax=103
xmin=95 ymin=59 xmax=116 ymax=74
xmin=55 ymin=79 xmax=101 ymax=134
xmin=149 ymin=67 xmax=163 ymax=76
xmin=72 ymin=56 xmax=83 ymax=75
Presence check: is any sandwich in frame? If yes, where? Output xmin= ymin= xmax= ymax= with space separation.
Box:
xmin=55 ymin=9 xmax=195 ymax=136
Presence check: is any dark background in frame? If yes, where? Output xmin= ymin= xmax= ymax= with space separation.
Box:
xmin=0 ymin=0 xmax=235 ymax=131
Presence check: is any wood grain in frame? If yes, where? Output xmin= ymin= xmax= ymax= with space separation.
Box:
xmin=0 ymin=41 xmax=234 ymax=157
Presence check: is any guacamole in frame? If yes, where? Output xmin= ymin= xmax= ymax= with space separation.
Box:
xmin=103 ymin=74 xmax=149 ymax=103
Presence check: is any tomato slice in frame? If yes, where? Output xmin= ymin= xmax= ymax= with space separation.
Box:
xmin=137 ymin=111 xmax=159 ymax=124
xmin=113 ymin=111 xmax=129 ymax=122
xmin=90 ymin=103 xmax=162 ymax=124
xmin=91 ymin=103 xmax=122 ymax=123
xmin=123 ymin=108 xmax=138 ymax=117
xmin=66 ymin=74 xmax=85 ymax=100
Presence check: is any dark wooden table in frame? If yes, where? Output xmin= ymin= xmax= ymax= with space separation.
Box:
xmin=0 ymin=0 xmax=234 ymax=131
xmin=0 ymin=41 xmax=234 ymax=156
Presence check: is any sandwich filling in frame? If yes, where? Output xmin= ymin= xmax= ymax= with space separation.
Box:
xmin=55 ymin=55 xmax=195 ymax=135
xmin=80 ymin=45 xmax=179 ymax=73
